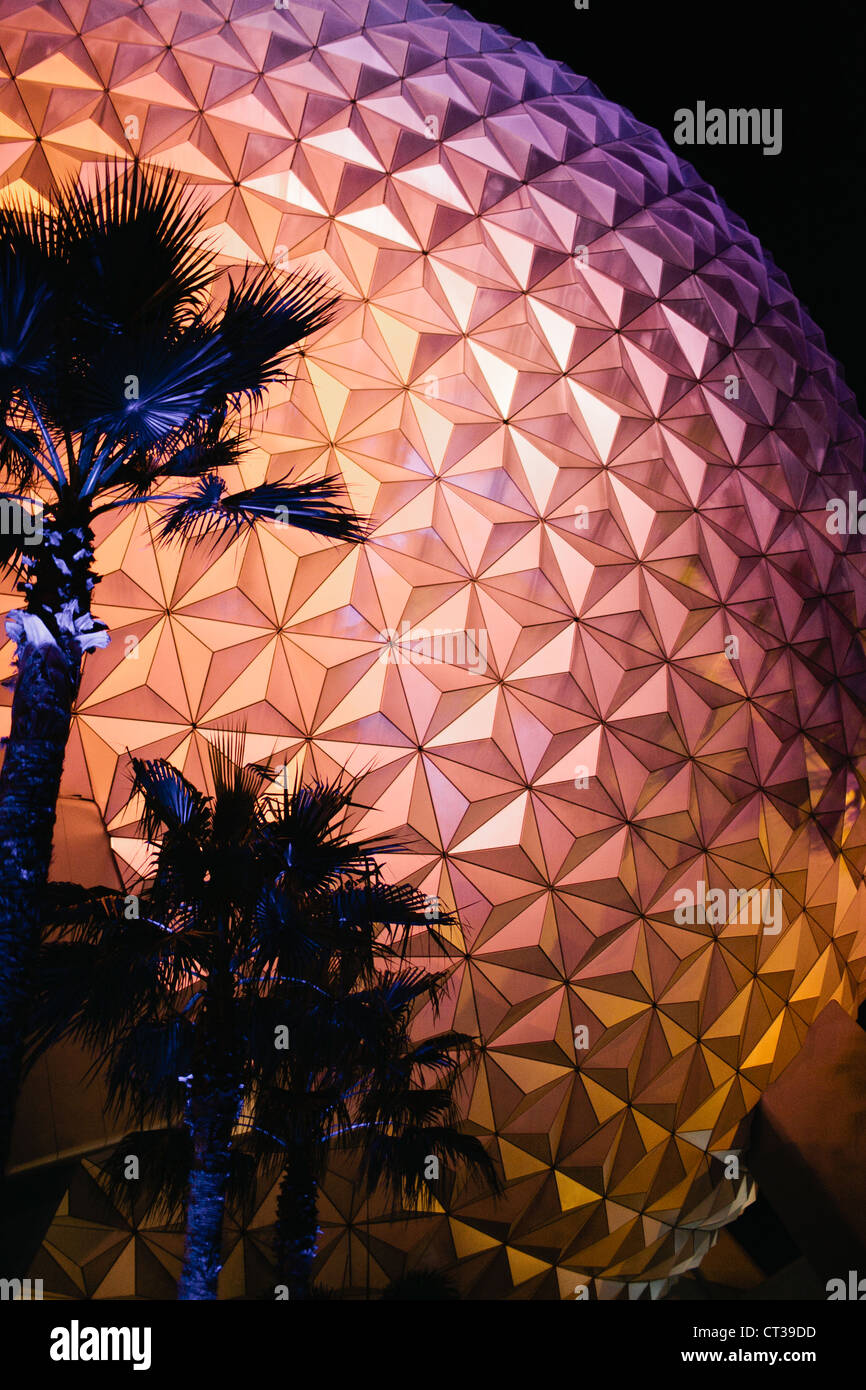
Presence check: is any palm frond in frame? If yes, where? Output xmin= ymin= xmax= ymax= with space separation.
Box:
xmin=27 ymin=912 xmax=201 ymax=1072
xmin=72 ymin=261 xmax=338 ymax=478
xmin=24 ymin=940 xmax=106 ymax=1068
xmin=249 ymin=884 xmax=333 ymax=975
xmin=401 ymin=1030 xmax=478 ymax=1076
xmin=0 ymin=427 xmax=45 ymax=490
xmin=102 ymin=1121 xmax=259 ymax=1224
xmin=98 ymin=1127 xmax=192 ymax=1224
xmin=224 ymin=1137 xmax=263 ymax=1223
xmin=249 ymin=1082 xmax=349 ymax=1163
xmin=40 ymin=881 xmax=132 ymax=931
xmin=130 ymin=756 xmax=211 ymax=842
xmin=155 ymin=412 xmax=246 ymax=480
xmin=156 ymin=472 xmax=365 ymax=546
xmin=0 ymin=203 xmax=60 ymax=406
xmin=206 ymin=263 xmax=339 ymax=409
xmin=206 ymin=726 xmax=269 ymax=810
xmin=53 ymin=159 xmax=214 ymax=335
xmin=349 ymin=967 xmax=447 ymax=1027
xmin=357 ymin=1124 xmax=501 ymax=1207
xmin=103 ymin=1016 xmax=192 ymax=1124
xmin=261 ymin=773 xmax=373 ymax=876
xmin=330 ymin=877 xmax=452 ymax=943
xmin=65 ymin=324 xmax=240 ymax=451
xmin=77 ymin=260 xmax=337 ymax=457
xmin=97 ymin=415 xmax=247 ymax=503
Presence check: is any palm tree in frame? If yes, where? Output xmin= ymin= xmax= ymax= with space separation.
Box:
xmin=0 ymin=159 xmax=363 ymax=1172
xmin=251 ymin=962 xmax=501 ymax=1299
xmin=82 ymin=970 xmax=498 ymax=1301
xmin=28 ymin=745 xmax=497 ymax=1298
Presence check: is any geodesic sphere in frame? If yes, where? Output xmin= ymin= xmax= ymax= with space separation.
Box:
xmin=3 ymin=0 xmax=866 ymax=1300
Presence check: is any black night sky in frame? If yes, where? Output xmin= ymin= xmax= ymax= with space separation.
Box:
xmin=473 ymin=0 xmax=866 ymax=411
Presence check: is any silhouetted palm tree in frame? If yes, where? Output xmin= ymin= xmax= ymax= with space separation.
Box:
xmin=83 ymin=970 xmax=498 ymax=1300
xmin=0 ymin=159 xmax=362 ymax=1172
xmin=250 ymin=963 xmax=500 ymax=1299
xmin=28 ymin=744 xmax=497 ymax=1299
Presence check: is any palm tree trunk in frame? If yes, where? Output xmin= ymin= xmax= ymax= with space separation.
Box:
xmin=274 ymin=1150 xmax=320 ymax=1299
xmin=177 ymin=1087 xmax=238 ymax=1301
xmin=0 ymin=509 xmax=100 ymax=1177
xmin=0 ymin=626 xmax=76 ymax=1177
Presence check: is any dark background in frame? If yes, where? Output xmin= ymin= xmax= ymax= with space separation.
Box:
xmin=467 ymin=0 xmax=866 ymax=410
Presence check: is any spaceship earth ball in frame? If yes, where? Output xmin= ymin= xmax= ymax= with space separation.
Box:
xmin=2 ymin=0 xmax=866 ymax=1299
